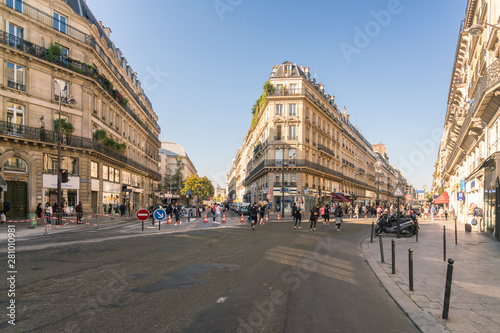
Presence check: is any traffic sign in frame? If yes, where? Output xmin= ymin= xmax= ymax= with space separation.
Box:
xmin=186 ymin=190 xmax=191 ymax=196
xmin=405 ymin=193 xmax=413 ymax=201
xmin=136 ymin=209 xmax=150 ymax=221
xmin=154 ymin=209 xmax=166 ymax=221
xmin=393 ymin=186 xmax=405 ymax=197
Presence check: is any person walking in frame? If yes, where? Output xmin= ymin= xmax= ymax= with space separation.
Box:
xmin=348 ymin=205 xmax=353 ymax=219
xmin=353 ymin=205 xmax=359 ymax=219
xmin=320 ymin=204 xmax=326 ymax=225
xmin=334 ymin=205 xmax=343 ymax=231
xmin=250 ymin=202 xmax=258 ymax=230
xmin=449 ymin=205 xmax=455 ymax=220
xmin=120 ymin=203 xmax=126 ymax=217
xmin=259 ymin=202 xmax=266 ymax=225
xmin=309 ymin=205 xmax=319 ymax=232
xmin=324 ymin=204 xmax=330 ymax=226
xmin=35 ymin=203 xmax=43 ymax=225
xmin=75 ymin=201 xmax=83 ymax=224
xmin=215 ymin=203 xmax=222 ymax=224
xmin=45 ymin=202 xmax=53 ymax=226
xmin=294 ymin=204 xmax=302 ymax=230
xmin=173 ymin=202 xmax=181 ymax=224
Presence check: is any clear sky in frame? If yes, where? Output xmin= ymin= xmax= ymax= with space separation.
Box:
xmin=87 ymin=0 xmax=468 ymax=190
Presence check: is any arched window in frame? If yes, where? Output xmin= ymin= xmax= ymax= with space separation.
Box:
xmin=4 ymin=157 xmax=27 ymax=173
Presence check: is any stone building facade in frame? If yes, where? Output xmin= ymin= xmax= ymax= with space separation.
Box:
xmin=0 ymin=0 xmax=160 ymax=219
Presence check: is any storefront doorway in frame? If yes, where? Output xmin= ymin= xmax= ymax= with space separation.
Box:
xmin=4 ymin=181 xmax=27 ymax=219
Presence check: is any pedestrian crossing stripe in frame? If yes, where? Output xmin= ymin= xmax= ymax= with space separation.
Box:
xmin=393 ymin=186 xmax=405 ymax=197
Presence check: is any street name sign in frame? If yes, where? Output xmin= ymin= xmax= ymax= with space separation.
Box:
xmin=136 ymin=209 xmax=150 ymax=221
xmin=393 ymin=186 xmax=405 ymax=197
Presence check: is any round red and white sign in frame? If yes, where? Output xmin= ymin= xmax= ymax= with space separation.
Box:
xmin=405 ymin=193 xmax=413 ymax=201
xmin=136 ymin=208 xmax=150 ymax=221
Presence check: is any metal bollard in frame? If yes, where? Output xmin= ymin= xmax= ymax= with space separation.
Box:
xmin=416 ymin=221 xmax=419 ymax=243
xmin=442 ymin=258 xmax=455 ymax=319
xmin=443 ymin=225 xmax=446 ymax=262
xmin=392 ymin=240 xmax=396 ymax=274
xmin=409 ymin=249 xmax=414 ymax=291
xmin=379 ymin=233 xmax=384 ymax=263
xmin=142 ymin=220 xmax=144 ymax=231
xmin=371 ymin=222 xmax=374 ymax=242
xmin=454 ymin=217 xmax=457 ymax=245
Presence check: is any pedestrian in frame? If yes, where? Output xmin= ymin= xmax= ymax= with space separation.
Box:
xmin=75 ymin=201 xmax=83 ymax=224
xmin=250 ymin=202 xmax=258 ymax=230
xmin=376 ymin=206 xmax=382 ymax=219
xmin=1 ymin=211 xmax=6 ymax=224
xmin=348 ymin=205 xmax=353 ymax=219
xmin=320 ymin=204 xmax=326 ymax=225
xmin=438 ymin=206 xmax=444 ymax=220
xmin=165 ymin=202 xmax=173 ymax=220
xmin=294 ymin=204 xmax=302 ymax=230
xmin=45 ymin=202 xmax=53 ymax=226
xmin=174 ymin=202 xmax=181 ymax=224
xmin=324 ymin=204 xmax=330 ymax=226
xmin=259 ymin=202 xmax=265 ymax=225
xmin=449 ymin=205 xmax=455 ymax=220
xmin=212 ymin=203 xmax=216 ymax=221
xmin=35 ymin=203 xmax=43 ymax=225
xmin=215 ymin=203 xmax=222 ymax=224
xmin=473 ymin=205 xmax=484 ymax=231
xmin=353 ymin=205 xmax=359 ymax=219
xmin=444 ymin=206 xmax=449 ymax=220
xmin=334 ymin=205 xmax=343 ymax=231
xmin=291 ymin=202 xmax=297 ymax=226
xmin=120 ymin=203 xmax=126 ymax=217
xmin=309 ymin=205 xmax=319 ymax=232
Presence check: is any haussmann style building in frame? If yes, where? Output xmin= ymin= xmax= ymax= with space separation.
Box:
xmin=0 ymin=0 xmax=161 ymax=219
xmin=227 ymin=61 xmax=409 ymax=215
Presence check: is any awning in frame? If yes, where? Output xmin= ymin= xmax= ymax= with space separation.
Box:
xmin=0 ymin=175 xmax=6 ymax=192
xmin=332 ymin=194 xmax=350 ymax=202
xmin=434 ymin=192 xmax=449 ymax=204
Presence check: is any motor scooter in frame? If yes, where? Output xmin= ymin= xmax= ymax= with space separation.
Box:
xmin=375 ymin=213 xmax=418 ymax=237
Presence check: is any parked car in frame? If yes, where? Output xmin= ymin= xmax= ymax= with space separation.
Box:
xmin=238 ymin=203 xmax=251 ymax=215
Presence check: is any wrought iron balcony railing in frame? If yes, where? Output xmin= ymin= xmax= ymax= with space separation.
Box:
xmin=0 ymin=120 xmax=161 ymax=180
xmin=7 ymin=79 xmax=25 ymax=91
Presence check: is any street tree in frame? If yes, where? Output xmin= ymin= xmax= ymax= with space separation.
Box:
xmin=181 ymin=175 xmax=214 ymax=200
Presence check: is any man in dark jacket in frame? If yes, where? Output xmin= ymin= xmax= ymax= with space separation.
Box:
xmin=250 ymin=203 xmax=258 ymax=230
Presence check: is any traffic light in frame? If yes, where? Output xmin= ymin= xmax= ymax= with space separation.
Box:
xmin=406 ymin=185 xmax=410 ymax=193
xmin=60 ymin=169 xmax=69 ymax=183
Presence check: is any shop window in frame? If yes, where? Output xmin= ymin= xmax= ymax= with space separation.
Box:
xmin=4 ymin=157 xmax=27 ymax=173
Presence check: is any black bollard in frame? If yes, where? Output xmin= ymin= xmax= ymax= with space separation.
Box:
xmin=443 ymin=225 xmax=446 ymax=262
xmin=454 ymin=217 xmax=457 ymax=245
xmin=142 ymin=220 xmax=144 ymax=231
xmin=442 ymin=258 xmax=455 ymax=319
xmin=392 ymin=240 xmax=396 ymax=274
xmin=409 ymin=249 xmax=414 ymax=291
xmin=416 ymin=221 xmax=419 ymax=243
xmin=379 ymin=233 xmax=385 ymax=263
xmin=371 ymin=222 xmax=374 ymax=242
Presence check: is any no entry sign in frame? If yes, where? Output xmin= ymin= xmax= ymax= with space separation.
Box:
xmin=136 ymin=208 xmax=150 ymax=221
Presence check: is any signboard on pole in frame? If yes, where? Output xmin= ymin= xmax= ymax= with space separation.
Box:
xmin=405 ymin=193 xmax=413 ymax=201
xmin=153 ymin=209 xmax=166 ymax=221
xmin=393 ymin=186 xmax=405 ymax=197
xmin=136 ymin=209 xmax=150 ymax=221
xmin=457 ymin=192 xmax=465 ymax=201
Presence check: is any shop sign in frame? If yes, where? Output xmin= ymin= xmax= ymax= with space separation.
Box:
xmin=457 ymin=192 xmax=465 ymax=201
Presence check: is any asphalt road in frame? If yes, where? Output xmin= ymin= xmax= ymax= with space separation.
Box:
xmin=0 ymin=213 xmax=418 ymax=333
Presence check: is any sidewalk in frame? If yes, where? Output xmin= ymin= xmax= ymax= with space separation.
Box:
xmin=362 ymin=218 xmax=500 ymax=333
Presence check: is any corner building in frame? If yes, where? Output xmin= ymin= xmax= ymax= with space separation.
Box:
xmin=0 ymin=0 xmax=161 ymax=219
xmin=229 ymin=62 xmax=409 ymax=214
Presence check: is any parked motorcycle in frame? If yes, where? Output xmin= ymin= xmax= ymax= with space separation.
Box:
xmin=375 ymin=213 xmax=418 ymax=237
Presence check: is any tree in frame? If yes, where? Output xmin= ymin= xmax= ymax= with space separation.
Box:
xmin=181 ymin=175 xmax=214 ymax=199
xmin=172 ymin=156 xmax=185 ymax=192
xmin=162 ymin=165 xmax=174 ymax=192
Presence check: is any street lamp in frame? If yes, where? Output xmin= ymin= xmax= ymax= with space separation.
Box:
xmin=55 ymin=81 xmax=76 ymax=213
xmin=464 ymin=21 xmax=500 ymax=36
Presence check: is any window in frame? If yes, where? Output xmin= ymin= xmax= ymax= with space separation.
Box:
xmin=289 ymin=104 xmax=297 ymax=116
xmin=7 ymin=0 xmax=23 ymax=12
xmin=53 ymin=12 xmax=67 ymax=34
xmin=289 ymin=125 xmax=296 ymax=139
xmin=276 ymin=104 xmax=283 ymax=116
xmin=276 ymin=125 xmax=282 ymax=140
xmin=6 ymin=102 xmax=24 ymax=136
xmin=290 ymin=84 xmax=297 ymax=94
xmin=54 ymin=79 xmax=68 ymax=101
xmin=288 ymin=149 xmax=296 ymax=163
xmin=122 ymin=171 xmax=131 ymax=185
xmin=276 ymin=149 xmax=283 ymax=161
xmin=115 ymin=169 xmax=120 ymax=183
xmin=109 ymin=167 xmax=115 ymax=182
xmin=91 ymin=162 xmax=98 ymax=178
xmin=8 ymin=23 xmax=23 ymax=47
xmin=103 ymin=165 xmax=109 ymax=181
xmin=43 ymin=154 xmax=78 ymax=175
xmin=306 ymin=108 xmax=309 ymax=119
xmin=4 ymin=157 xmax=26 ymax=173
xmin=7 ymin=62 xmax=25 ymax=91
xmin=58 ymin=45 xmax=69 ymax=64
xmin=276 ymin=84 xmax=283 ymax=95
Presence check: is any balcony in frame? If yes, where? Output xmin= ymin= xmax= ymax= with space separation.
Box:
xmin=0 ymin=29 xmax=161 ymax=145
xmin=7 ymin=79 xmax=25 ymax=91
xmin=306 ymin=138 xmax=310 ymax=143
xmin=318 ymin=143 xmax=335 ymax=157
xmin=288 ymin=136 xmax=297 ymax=140
xmin=274 ymin=136 xmax=284 ymax=141
xmin=273 ymin=182 xmax=297 ymax=187
xmin=0 ymin=120 xmax=161 ymax=180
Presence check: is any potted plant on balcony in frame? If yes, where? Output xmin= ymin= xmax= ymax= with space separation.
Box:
xmin=54 ymin=118 xmax=74 ymax=144
xmin=45 ymin=43 xmax=62 ymax=64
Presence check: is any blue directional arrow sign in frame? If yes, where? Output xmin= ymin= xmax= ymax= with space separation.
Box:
xmin=154 ymin=209 xmax=166 ymax=221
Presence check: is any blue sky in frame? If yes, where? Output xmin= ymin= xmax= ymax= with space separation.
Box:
xmin=87 ymin=0 xmax=467 ymax=190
